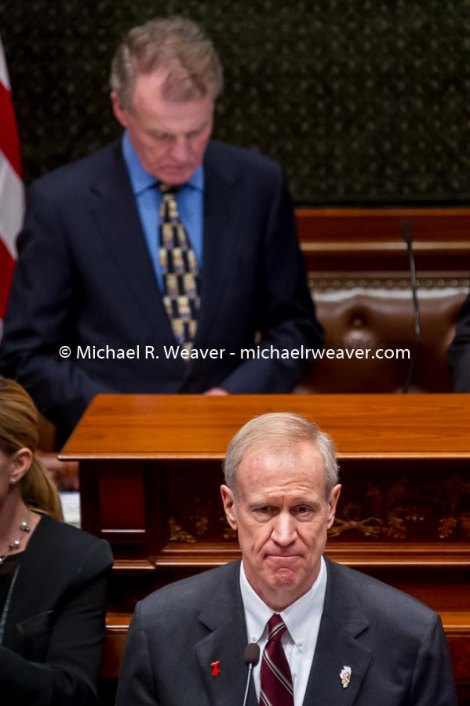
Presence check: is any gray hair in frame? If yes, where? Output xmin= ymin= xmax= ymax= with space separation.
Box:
xmin=223 ymin=412 xmax=339 ymax=499
xmin=110 ymin=16 xmax=223 ymax=109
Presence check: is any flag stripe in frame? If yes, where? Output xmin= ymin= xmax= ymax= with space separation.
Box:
xmin=0 ymin=81 xmax=22 ymax=176
xmin=0 ymin=35 xmax=24 ymax=333
xmin=0 ymin=237 xmax=15 ymax=318
xmin=0 ymin=40 xmax=10 ymax=88
xmin=0 ymin=151 xmax=23 ymax=255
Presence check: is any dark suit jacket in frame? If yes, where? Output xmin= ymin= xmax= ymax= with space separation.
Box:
xmin=115 ymin=559 xmax=457 ymax=706
xmin=0 ymin=515 xmax=113 ymax=705
xmin=448 ymin=291 xmax=470 ymax=391
xmin=0 ymin=139 xmax=323 ymax=444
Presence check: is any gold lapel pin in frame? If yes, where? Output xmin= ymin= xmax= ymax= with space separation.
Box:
xmin=340 ymin=665 xmax=352 ymax=688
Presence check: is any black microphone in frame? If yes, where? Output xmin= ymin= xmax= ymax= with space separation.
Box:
xmin=401 ymin=220 xmax=422 ymax=393
xmin=242 ymin=643 xmax=260 ymax=706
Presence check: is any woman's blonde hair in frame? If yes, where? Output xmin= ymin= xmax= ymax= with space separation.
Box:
xmin=0 ymin=378 xmax=63 ymax=520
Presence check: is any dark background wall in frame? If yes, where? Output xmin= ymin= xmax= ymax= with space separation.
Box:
xmin=1 ymin=0 xmax=468 ymax=204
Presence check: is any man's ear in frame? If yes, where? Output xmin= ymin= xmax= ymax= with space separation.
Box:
xmin=220 ymin=485 xmax=238 ymax=531
xmin=326 ymin=484 xmax=342 ymax=529
xmin=110 ymin=91 xmax=129 ymax=129
xmin=8 ymin=448 xmax=33 ymax=486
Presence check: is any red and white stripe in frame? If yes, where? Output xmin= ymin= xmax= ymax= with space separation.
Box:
xmin=0 ymin=36 xmax=24 ymax=332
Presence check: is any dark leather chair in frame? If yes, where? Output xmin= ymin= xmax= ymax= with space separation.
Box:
xmin=297 ymin=289 xmax=466 ymax=393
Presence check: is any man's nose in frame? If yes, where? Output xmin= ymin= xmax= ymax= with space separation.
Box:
xmin=170 ymin=136 xmax=191 ymax=162
xmin=271 ymin=512 xmax=296 ymax=545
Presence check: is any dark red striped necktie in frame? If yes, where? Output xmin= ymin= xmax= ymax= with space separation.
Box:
xmin=259 ymin=613 xmax=294 ymax=706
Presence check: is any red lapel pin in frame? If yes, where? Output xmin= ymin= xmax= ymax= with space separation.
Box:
xmin=210 ymin=660 xmax=221 ymax=677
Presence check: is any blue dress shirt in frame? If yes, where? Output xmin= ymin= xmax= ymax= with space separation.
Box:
xmin=121 ymin=131 xmax=204 ymax=291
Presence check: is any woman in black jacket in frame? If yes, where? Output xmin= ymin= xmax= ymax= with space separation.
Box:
xmin=0 ymin=377 xmax=113 ymax=705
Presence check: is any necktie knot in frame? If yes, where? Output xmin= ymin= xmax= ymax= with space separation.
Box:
xmin=267 ymin=614 xmax=287 ymax=642
xmin=159 ymin=182 xmax=179 ymax=196
xmin=159 ymin=184 xmax=180 ymax=222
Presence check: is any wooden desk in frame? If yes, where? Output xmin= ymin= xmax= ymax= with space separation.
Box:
xmin=63 ymin=392 xmax=470 ymax=459
xmin=296 ymin=206 xmax=470 ymax=276
xmin=61 ymin=393 xmax=470 ymax=573
xmin=61 ymin=394 xmax=470 ymax=698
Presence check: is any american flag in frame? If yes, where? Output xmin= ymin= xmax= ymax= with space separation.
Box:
xmin=0 ymin=36 xmax=24 ymax=336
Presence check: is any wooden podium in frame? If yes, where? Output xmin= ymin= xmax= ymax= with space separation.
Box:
xmin=61 ymin=394 xmax=470 ymax=701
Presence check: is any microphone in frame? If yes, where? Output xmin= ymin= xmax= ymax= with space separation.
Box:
xmin=241 ymin=643 xmax=260 ymax=706
xmin=401 ymin=220 xmax=422 ymax=393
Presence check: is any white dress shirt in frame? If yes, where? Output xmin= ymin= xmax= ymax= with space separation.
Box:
xmin=240 ymin=557 xmax=327 ymax=705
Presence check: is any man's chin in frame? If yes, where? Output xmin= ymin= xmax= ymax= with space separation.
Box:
xmin=271 ymin=567 xmax=297 ymax=586
xmin=157 ymin=167 xmax=195 ymax=185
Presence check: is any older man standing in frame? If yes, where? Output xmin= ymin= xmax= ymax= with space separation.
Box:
xmin=0 ymin=18 xmax=322 ymax=446
xmin=116 ymin=412 xmax=457 ymax=705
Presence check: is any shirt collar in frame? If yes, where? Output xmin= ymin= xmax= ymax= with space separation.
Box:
xmin=240 ymin=557 xmax=327 ymax=649
xmin=121 ymin=130 xmax=204 ymax=195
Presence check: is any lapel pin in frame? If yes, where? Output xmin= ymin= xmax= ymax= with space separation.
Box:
xmin=210 ymin=660 xmax=221 ymax=677
xmin=340 ymin=665 xmax=352 ymax=688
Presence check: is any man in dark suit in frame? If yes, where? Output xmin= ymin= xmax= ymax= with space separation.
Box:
xmin=0 ymin=18 xmax=322 ymax=446
xmin=448 ymin=291 xmax=470 ymax=391
xmin=116 ymin=412 xmax=457 ymax=706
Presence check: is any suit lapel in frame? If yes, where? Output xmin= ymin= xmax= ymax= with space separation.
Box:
xmin=303 ymin=559 xmax=372 ymax=706
xmin=89 ymin=141 xmax=175 ymax=342
xmin=195 ymin=562 xmax=258 ymax=706
xmin=193 ymin=142 xmax=241 ymax=347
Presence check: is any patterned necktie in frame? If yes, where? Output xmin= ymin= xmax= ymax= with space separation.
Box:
xmin=259 ymin=614 xmax=294 ymax=706
xmin=158 ymin=184 xmax=200 ymax=350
